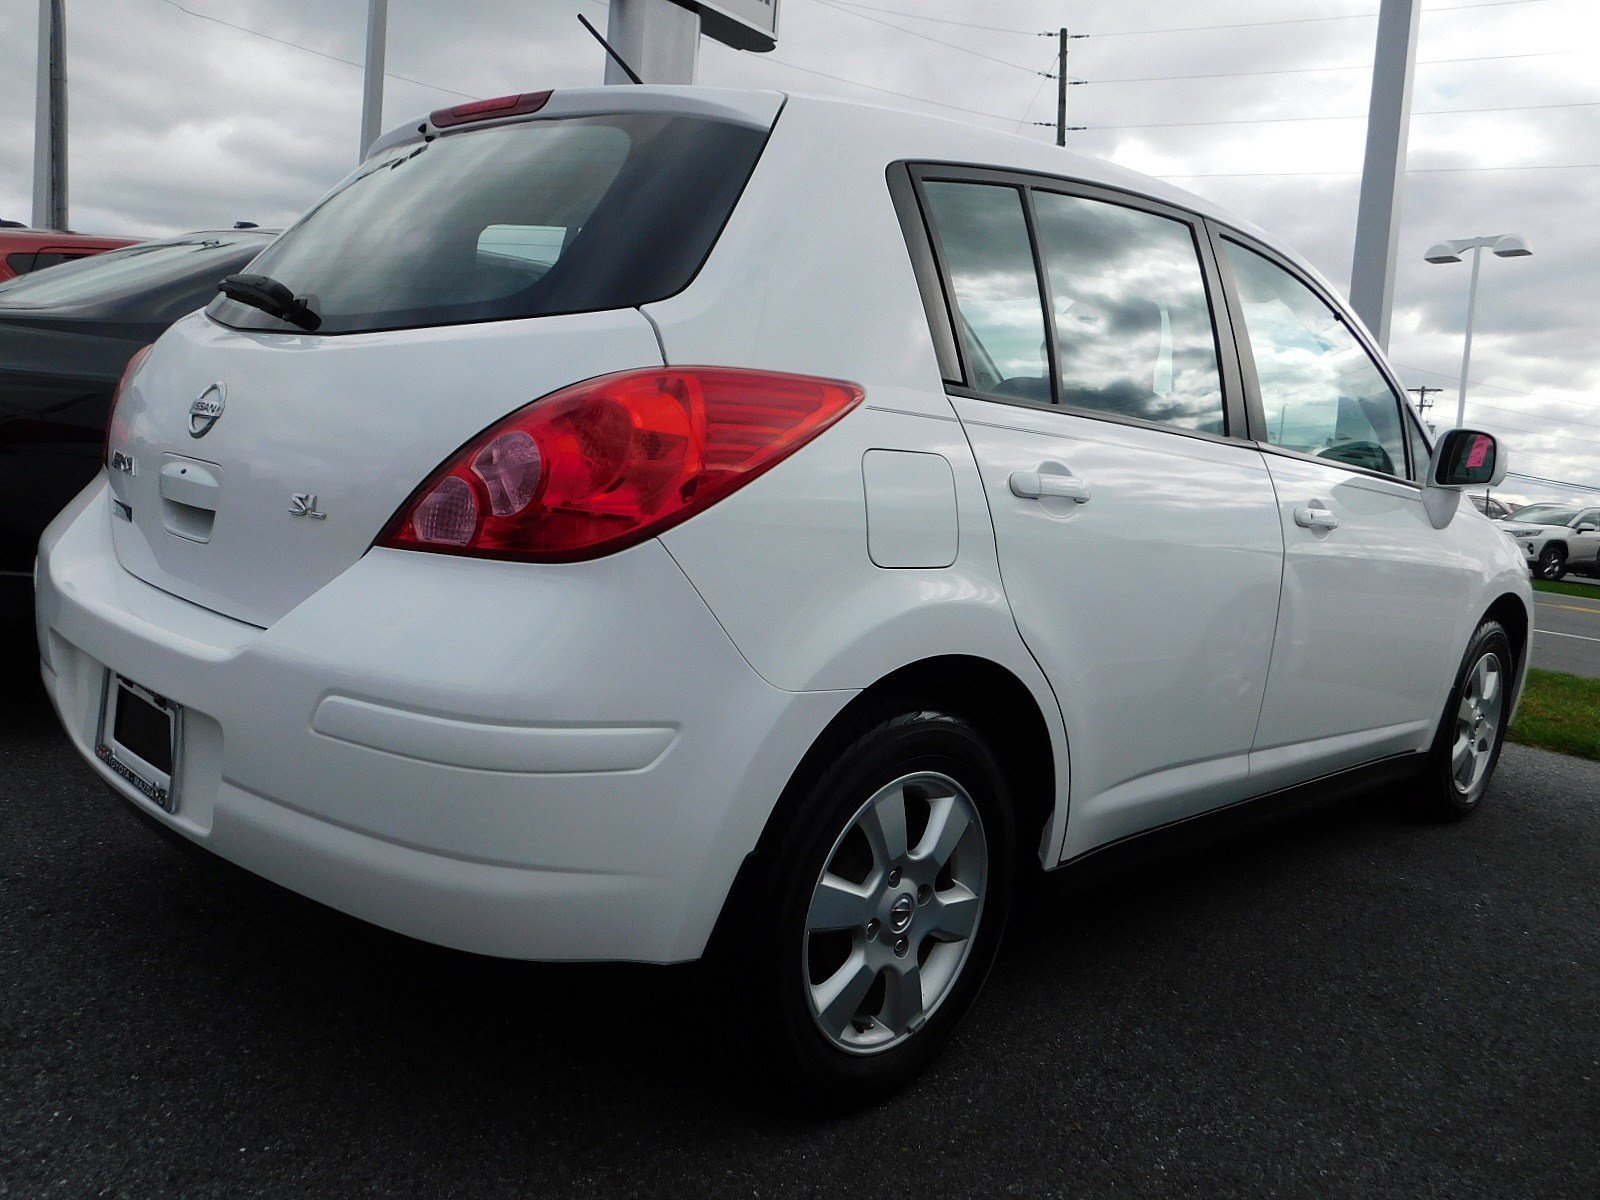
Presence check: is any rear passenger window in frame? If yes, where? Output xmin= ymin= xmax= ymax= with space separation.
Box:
xmin=1032 ymin=192 xmax=1225 ymax=434
xmin=1224 ymin=241 xmax=1408 ymax=479
xmin=921 ymin=182 xmax=1051 ymax=405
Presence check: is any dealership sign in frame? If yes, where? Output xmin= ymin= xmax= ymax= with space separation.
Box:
xmin=694 ymin=0 xmax=778 ymax=51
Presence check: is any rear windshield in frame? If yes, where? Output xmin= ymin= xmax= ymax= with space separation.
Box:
xmin=206 ymin=112 xmax=769 ymax=336
xmin=0 ymin=234 xmax=262 ymax=310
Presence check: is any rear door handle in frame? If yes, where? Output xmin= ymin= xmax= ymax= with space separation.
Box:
xmin=1010 ymin=470 xmax=1090 ymax=504
xmin=1294 ymin=504 xmax=1339 ymax=531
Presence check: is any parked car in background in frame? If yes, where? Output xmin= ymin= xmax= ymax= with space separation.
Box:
xmin=0 ymin=225 xmax=137 ymax=283
xmin=1498 ymin=503 xmax=1600 ymax=579
xmin=0 ymin=229 xmax=273 ymax=575
xmin=1470 ymin=493 xmax=1515 ymax=521
xmin=34 ymin=88 xmax=1533 ymax=1105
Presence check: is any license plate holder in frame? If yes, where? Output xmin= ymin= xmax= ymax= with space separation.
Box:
xmin=97 ymin=673 xmax=181 ymax=813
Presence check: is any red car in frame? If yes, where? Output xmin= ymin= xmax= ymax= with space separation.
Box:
xmin=0 ymin=223 xmax=137 ymax=282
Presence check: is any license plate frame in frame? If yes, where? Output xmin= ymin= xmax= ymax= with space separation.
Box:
xmin=96 ymin=672 xmax=182 ymax=814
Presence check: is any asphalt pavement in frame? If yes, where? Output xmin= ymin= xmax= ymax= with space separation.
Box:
xmin=2 ymin=607 xmax=1598 ymax=1199
xmin=1532 ymin=582 xmax=1600 ymax=678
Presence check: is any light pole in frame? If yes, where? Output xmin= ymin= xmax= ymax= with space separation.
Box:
xmin=1423 ymin=234 xmax=1532 ymax=428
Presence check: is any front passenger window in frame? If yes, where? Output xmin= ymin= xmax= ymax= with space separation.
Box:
xmin=1224 ymin=241 xmax=1408 ymax=479
xmin=921 ymin=182 xmax=1051 ymax=404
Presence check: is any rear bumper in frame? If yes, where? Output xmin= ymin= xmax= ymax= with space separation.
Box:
xmin=37 ymin=479 xmax=851 ymax=961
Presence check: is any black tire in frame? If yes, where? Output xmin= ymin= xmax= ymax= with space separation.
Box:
xmin=1415 ymin=619 xmax=1515 ymax=821
xmin=732 ymin=709 xmax=1016 ymax=1111
xmin=1536 ymin=545 xmax=1567 ymax=581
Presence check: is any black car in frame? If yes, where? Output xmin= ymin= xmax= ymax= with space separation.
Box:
xmin=0 ymin=230 xmax=272 ymax=575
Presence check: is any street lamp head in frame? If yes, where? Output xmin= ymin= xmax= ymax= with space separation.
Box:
xmin=1491 ymin=234 xmax=1532 ymax=258
xmin=1424 ymin=242 xmax=1463 ymax=264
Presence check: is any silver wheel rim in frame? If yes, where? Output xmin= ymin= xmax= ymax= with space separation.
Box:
xmin=802 ymin=771 xmax=988 ymax=1055
xmin=1452 ymin=651 xmax=1505 ymax=801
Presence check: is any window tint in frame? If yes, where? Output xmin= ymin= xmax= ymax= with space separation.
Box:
xmin=1224 ymin=242 xmax=1408 ymax=478
xmin=207 ymin=113 xmax=767 ymax=335
xmin=922 ymin=181 xmax=1050 ymax=404
xmin=1032 ymin=192 xmax=1224 ymax=434
xmin=6 ymin=252 xmax=35 ymax=275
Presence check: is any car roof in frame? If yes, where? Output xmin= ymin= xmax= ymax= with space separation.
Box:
xmin=366 ymin=84 xmax=1291 ymax=281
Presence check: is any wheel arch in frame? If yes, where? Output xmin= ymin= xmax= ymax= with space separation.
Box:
xmin=707 ymin=654 xmax=1064 ymax=961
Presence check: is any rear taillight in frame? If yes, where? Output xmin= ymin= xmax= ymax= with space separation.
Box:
xmin=429 ymin=91 xmax=552 ymax=129
xmin=104 ymin=344 xmax=153 ymax=466
xmin=377 ymin=367 xmax=864 ymax=563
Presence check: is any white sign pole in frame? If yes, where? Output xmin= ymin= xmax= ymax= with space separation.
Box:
xmin=605 ymin=0 xmax=701 ymax=85
xmin=1348 ymin=0 xmax=1421 ymax=350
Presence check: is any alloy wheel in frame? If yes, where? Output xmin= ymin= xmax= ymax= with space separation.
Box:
xmin=1451 ymin=651 xmax=1505 ymax=800
xmin=802 ymin=772 xmax=988 ymax=1055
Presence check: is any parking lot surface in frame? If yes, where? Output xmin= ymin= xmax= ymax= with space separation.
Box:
xmin=1532 ymin=585 xmax=1600 ymax=678
xmin=2 ymin=611 xmax=1597 ymax=1199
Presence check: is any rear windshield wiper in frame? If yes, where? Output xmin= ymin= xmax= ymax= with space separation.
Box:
xmin=218 ymin=273 xmax=322 ymax=331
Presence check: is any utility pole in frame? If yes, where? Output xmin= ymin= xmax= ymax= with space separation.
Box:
xmin=1055 ymin=27 xmax=1068 ymax=146
xmin=1348 ymin=0 xmax=1421 ymax=349
xmin=359 ymin=0 xmax=387 ymax=159
xmin=32 ymin=0 xmax=67 ymax=231
xmin=1408 ymin=385 xmax=1443 ymax=414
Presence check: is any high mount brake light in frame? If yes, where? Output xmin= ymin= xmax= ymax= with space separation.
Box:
xmin=429 ymin=91 xmax=553 ymax=129
xmin=378 ymin=367 xmax=864 ymax=563
xmin=104 ymin=343 xmax=153 ymax=466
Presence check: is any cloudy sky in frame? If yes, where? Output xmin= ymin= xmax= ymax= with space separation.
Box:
xmin=2 ymin=0 xmax=1596 ymax=501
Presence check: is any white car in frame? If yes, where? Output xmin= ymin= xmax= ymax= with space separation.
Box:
xmin=1497 ymin=503 xmax=1600 ymax=580
xmin=36 ymin=87 xmax=1533 ymax=1104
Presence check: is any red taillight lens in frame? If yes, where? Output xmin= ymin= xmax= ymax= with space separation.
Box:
xmin=429 ymin=91 xmax=552 ymax=129
xmin=377 ymin=367 xmax=864 ymax=563
xmin=105 ymin=343 xmax=153 ymax=466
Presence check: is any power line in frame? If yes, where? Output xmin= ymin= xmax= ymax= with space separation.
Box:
xmin=826 ymin=0 xmax=1563 ymax=39
xmin=756 ymin=55 xmax=1028 ymax=122
xmin=804 ymin=0 xmax=1053 ymax=75
xmin=823 ymin=1 xmax=1046 ymax=36
xmin=151 ymin=0 xmax=478 ymax=99
xmin=1074 ymin=0 xmax=1565 ymax=37
xmin=1505 ymin=471 xmax=1600 ymax=494
xmin=1079 ymin=99 xmax=1600 ymax=132
xmin=1159 ymin=162 xmax=1600 ymax=178
xmin=1077 ymin=49 xmax=1569 ymax=86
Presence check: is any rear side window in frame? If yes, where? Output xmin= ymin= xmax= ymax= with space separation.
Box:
xmin=207 ymin=113 xmax=768 ymax=335
xmin=1223 ymin=241 xmax=1408 ymax=479
xmin=921 ymin=182 xmax=1051 ymax=404
xmin=1033 ymin=191 xmax=1225 ymax=434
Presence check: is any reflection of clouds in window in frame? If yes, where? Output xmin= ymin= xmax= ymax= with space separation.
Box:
xmin=1225 ymin=243 xmax=1406 ymax=477
xmin=922 ymin=182 xmax=1049 ymax=393
xmin=1033 ymin=192 xmax=1224 ymax=433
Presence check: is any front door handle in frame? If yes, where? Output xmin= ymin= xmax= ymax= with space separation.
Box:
xmin=1294 ymin=504 xmax=1339 ymax=531
xmin=1010 ymin=470 xmax=1090 ymax=504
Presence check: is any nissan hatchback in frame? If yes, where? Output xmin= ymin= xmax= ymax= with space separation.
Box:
xmin=37 ymin=87 xmax=1532 ymax=1105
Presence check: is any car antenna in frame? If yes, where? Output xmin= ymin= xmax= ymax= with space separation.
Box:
xmin=577 ymin=14 xmax=644 ymax=84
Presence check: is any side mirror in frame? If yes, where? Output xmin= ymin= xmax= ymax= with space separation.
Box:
xmin=1577 ymin=524 xmax=1598 ymax=535
xmin=1423 ymin=430 xmax=1507 ymax=529
xmin=1429 ymin=429 xmax=1506 ymax=489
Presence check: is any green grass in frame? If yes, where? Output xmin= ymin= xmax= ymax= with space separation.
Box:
xmin=1509 ymin=668 xmax=1600 ymax=761
xmin=1532 ymin=578 xmax=1600 ymax=600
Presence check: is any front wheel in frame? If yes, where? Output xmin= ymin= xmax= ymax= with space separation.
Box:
xmin=1415 ymin=619 xmax=1514 ymax=820
xmin=1536 ymin=545 xmax=1567 ymax=580
xmin=736 ymin=710 xmax=1016 ymax=1109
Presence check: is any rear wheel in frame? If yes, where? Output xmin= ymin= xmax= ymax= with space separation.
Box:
xmin=1415 ymin=619 xmax=1514 ymax=820
xmin=735 ymin=710 xmax=1015 ymax=1109
xmin=1536 ymin=545 xmax=1567 ymax=580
